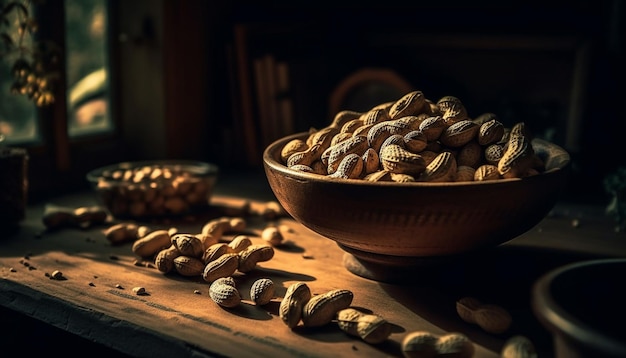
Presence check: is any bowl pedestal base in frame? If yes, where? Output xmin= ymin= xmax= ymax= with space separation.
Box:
xmin=339 ymin=244 xmax=465 ymax=283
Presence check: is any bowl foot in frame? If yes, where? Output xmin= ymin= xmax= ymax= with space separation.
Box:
xmin=342 ymin=253 xmax=401 ymax=282
xmin=341 ymin=251 xmax=462 ymax=283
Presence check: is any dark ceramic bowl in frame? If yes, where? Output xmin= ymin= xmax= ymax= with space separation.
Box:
xmin=263 ymin=132 xmax=570 ymax=280
xmin=87 ymin=160 xmax=218 ymax=220
xmin=532 ymin=258 xmax=626 ymax=358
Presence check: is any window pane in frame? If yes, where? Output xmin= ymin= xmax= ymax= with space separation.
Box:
xmin=0 ymin=3 xmax=39 ymax=145
xmin=65 ymin=0 xmax=111 ymax=137
xmin=0 ymin=78 xmax=38 ymax=144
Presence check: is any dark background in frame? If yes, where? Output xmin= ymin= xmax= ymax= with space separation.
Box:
xmin=19 ymin=0 xmax=626 ymax=206
xmin=205 ymin=0 xmax=624 ymax=204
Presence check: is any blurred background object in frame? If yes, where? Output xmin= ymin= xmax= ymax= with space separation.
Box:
xmin=0 ymin=0 xmax=622 ymax=205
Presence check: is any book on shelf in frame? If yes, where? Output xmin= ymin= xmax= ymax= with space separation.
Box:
xmin=253 ymin=54 xmax=295 ymax=149
xmin=231 ymin=24 xmax=259 ymax=166
xmin=275 ymin=60 xmax=294 ymax=138
xmin=253 ymin=56 xmax=272 ymax=151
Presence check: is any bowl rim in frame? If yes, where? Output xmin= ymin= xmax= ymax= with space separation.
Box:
xmin=531 ymin=258 xmax=626 ymax=356
xmin=263 ymin=131 xmax=570 ymax=188
xmin=86 ymin=159 xmax=219 ymax=183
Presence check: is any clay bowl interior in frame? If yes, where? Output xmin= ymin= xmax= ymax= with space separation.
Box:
xmin=263 ymin=132 xmax=570 ymax=281
xmin=532 ymin=258 xmax=626 ymax=358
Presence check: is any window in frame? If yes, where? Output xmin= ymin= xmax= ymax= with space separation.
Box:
xmin=1 ymin=0 xmax=110 ymax=143
xmin=65 ymin=0 xmax=112 ymax=137
xmin=0 ymin=0 xmax=39 ymax=144
xmin=0 ymin=0 xmax=118 ymax=201
xmin=2 ymin=0 xmax=223 ymax=202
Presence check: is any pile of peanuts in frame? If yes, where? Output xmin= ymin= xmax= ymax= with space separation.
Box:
xmin=92 ymin=163 xmax=216 ymax=218
xmin=280 ymin=91 xmax=551 ymax=182
xmin=105 ymin=216 xmax=276 ymax=288
xmin=101 ymin=214 xmax=539 ymax=356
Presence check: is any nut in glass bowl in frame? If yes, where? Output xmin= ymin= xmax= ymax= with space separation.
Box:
xmin=86 ymin=160 xmax=218 ymax=220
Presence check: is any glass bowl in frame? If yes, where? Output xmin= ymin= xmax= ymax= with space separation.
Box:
xmin=86 ymin=160 xmax=218 ymax=220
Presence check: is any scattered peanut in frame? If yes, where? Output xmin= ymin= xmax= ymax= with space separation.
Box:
xmin=401 ymin=331 xmax=474 ymax=358
xmin=456 ymin=296 xmax=512 ymax=334
xmin=154 ymin=245 xmax=181 ymax=273
xmin=200 ymin=216 xmax=246 ymax=247
xmin=201 ymin=216 xmax=232 ymax=237
xmin=202 ymin=243 xmax=229 ymax=264
xmin=196 ymin=232 xmax=218 ymax=249
xmin=202 ymin=253 xmax=239 ymax=283
xmin=167 ymin=227 xmax=179 ymax=237
xmin=171 ymin=233 xmax=204 ymax=257
xmin=501 ymin=335 xmax=537 ymax=358
xmin=173 ymin=255 xmax=205 ymax=277
xmin=227 ymin=235 xmax=252 ymax=253
xmin=279 ymin=282 xmax=312 ymax=328
xmin=104 ymin=223 xmax=139 ymax=244
xmin=250 ymin=278 xmax=275 ymax=306
xmin=229 ymin=217 xmax=246 ymax=232
xmin=43 ymin=204 xmax=108 ymax=230
xmin=261 ymin=226 xmax=284 ymax=246
xmin=456 ymin=296 xmax=481 ymax=323
xmin=238 ymin=244 xmax=275 ymax=273
xmin=136 ymin=225 xmax=153 ymax=238
xmin=131 ymin=229 xmax=172 ymax=258
xmin=436 ymin=332 xmax=475 ymax=357
xmin=202 ymin=242 xmax=229 ymax=265
xmin=209 ymin=277 xmax=241 ymax=308
xmin=473 ymin=303 xmax=512 ymax=334
xmin=336 ymin=308 xmax=392 ymax=344
xmin=301 ymin=289 xmax=354 ymax=327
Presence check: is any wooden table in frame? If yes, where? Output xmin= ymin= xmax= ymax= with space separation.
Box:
xmin=1 ymin=172 xmax=625 ymax=357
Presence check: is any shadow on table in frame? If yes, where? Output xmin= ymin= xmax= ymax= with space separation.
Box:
xmin=375 ymin=244 xmax=614 ymax=357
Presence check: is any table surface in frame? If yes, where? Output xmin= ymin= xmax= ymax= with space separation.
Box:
xmin=1 ymin=171 xmax=625 ymax=357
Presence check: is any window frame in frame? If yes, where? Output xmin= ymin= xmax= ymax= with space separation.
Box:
xmin=24 ymin=0 xmax=124 ymax=202
xmin=24 ymin=0 xmax=217 ymax=203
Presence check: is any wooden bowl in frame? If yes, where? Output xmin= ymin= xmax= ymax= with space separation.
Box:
xmin=263 ymin=132 xmax=570 ymax=280
xmin=532 ymin=258 xmax=626 ymax=358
